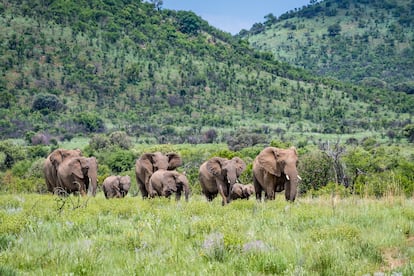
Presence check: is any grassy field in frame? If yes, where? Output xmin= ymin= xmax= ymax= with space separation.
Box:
xmin=0 ymin=193 xmax=413 ymax=275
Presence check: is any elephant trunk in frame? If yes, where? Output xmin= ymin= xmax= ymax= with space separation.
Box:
xmin=285 ymin=168 xmax=299 ymax=202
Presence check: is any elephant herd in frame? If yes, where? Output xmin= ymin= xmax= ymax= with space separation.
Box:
xmin=43 ymin=146 xmax=301 ymax=204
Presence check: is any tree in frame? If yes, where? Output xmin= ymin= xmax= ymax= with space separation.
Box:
xmin=327 ymin=23 xmax=341 ymax=36
xmin=150 ymin=0 xmax=163 ymax=11
xmin=177 ymin=11 xmax=202 ymax=35
xmin=32 ymin=94 xmax=65 ymax=114
xmin=403 ymin=124 xmax=414 ymax=143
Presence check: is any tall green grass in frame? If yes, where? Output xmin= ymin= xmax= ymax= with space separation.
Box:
xmin=0 ymin=194 xmax=413 ymax=275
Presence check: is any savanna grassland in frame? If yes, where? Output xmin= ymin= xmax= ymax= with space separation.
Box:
xmin=0 ymin=193 xmax=413 ymax=275
xmin=1 ymin=0 xmax=414 ymax=274
xmin=1 ymin=139 xmax=414 ymax=275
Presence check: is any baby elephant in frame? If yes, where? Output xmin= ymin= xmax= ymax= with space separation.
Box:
xmin=102 ymin=175 xmax=131 ymax=199
xmin=149 ymin=169 xmax=190 ymax=201
xmin=230 ymin=183 xmax=255 ymax=200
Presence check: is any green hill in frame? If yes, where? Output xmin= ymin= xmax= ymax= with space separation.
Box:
xmin=243 ymin=0 xmax=414 ymax=94
xmin=0 ymin=0 xmax=413 ymax=145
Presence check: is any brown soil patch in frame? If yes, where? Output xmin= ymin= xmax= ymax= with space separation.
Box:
xmin=381 ymin=236 xmax=413 ymax=271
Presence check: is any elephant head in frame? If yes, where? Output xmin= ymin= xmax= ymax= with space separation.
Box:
xmin=103 ymin=175 xmax=131 ymax=199
xmin=141 ymin=152 xmax=182 ymax=171
xmin=206 ymin=156 xmax=246 ymax=204
xmin=230 ymin=183 xmax=255 ymax=200
xmin=44 ymin=148 xmax=82 ymax=193
xmin=57 ymin=156 xmax=91 ymax=196
xmin=118 ymin=175 xmax=131 ymax=197
xmin=135 ymin=152 xmax=182 ymax=198
xmin=242 ymin=184 xmax=255 ymax=199
xmin=149 ymin=170 xmax=190 ymax=201
xmin=50 ymin=148 xmax=82 ymax=169
xmin=257 ymin=146 xmax=301 ymax=201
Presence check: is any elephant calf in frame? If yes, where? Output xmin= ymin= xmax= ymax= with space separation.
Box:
xmin=230 ymin=183 xmax=255 ymax=200
xmin=149 ymin=169 xmax=190 ymax=201
xmin=102 ymin=175 xmax=131 ymax=199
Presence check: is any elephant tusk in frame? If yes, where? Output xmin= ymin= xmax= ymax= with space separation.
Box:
xmin=286 ymin=175 xmax=290 ymax=181
xmin=298 ymin=175 xmax=302 ymax=181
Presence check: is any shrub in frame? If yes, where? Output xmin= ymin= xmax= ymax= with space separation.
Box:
xmin=226 ymin=130 xmax=267 ymax=151
xmin=74 ymin=112 xmax=105 ymax=133
xmin=31 ymin=94 xmax=65 ymax=114
xmin=0 ymin=141 xmax=26 ymax=170
xmin=89 ymin=134 xmax=110 ymax=151
xmin=106 ymin=150 xmax=135 ymax=173
xmin=298 ymin=150 xmax=334 ymax=194
xmin=108 ymin=131 xmax=132 ymax=150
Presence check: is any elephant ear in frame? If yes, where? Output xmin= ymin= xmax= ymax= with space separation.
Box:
xmin=70 ymin=158 xmax=86 ymax=179
xmin=206 ymin=157 xmax=226 ymax=179
xmin=231 ymin=157 xmax=246 ymax=177
xmin=140 ymin=153 xmax=156 ymax=172
xmin=50 ymin=149 xmax=64 ymax=168
xmin=167 ymin=153 xmax=182 ymax=170
xmin=258 ymin=147 xmax=281 ymax=176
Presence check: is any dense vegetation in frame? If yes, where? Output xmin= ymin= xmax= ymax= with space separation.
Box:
xmin=243 ymin=0 xmax=414 ymax=94
xmin=0 ymin=0 xmax=413 ymax=145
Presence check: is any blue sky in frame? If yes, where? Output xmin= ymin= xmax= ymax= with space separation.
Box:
xmin=162 ymin=0 xmax=312 ymax=34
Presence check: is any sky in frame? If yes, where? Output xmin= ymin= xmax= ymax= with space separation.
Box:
xmin=162 ymin=0 xmax=312 ymax=34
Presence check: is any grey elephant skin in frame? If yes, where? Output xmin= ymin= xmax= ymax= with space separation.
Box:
xmin=135 ymin=152 xmax=182 ymax=199
xmin=103 ymin=175 xmax=131 ymax=199
xmin=43 ymin=148 xmax=82 ymax=193
xmin=199 ymin=157 xmax=246 ymax=205
xmin=253 ymin=147 xmax=300 ymax=202
xmin=149 ymin=169 xmax=190 ymax=201
xmin=56 ymin=156 xmax=98 ymax=196
xmin=230 ymin=183 xmax=255 ymax=200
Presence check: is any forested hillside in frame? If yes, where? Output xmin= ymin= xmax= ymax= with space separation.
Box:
xmin=0 ymin=0 xmax=413 ymax=145
xmin=243 ymin=0 xmax=414 ymax=94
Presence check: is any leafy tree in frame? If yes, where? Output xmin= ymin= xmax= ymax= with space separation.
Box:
xmin=74 ymin=112 xmax=105 ymax=133
xmin=298 ymin=150 xmax=334 ymax=194
xmin=177 ymin=11 xmax=202 ymax=35
xmin=403 ymin=124 xmax=414 ymax=143
xmin=32 ymin=94 xmax=65 ymax=114
xmin=327 ymin=23 xmax=341 ymax=36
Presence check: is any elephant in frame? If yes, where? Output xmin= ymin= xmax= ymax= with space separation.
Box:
xmin=199 ymin=157 xmax=246 ymax=205
xmin=230 ymin=183 xmax=255 ymax=200
xmin=135 ymin=152 xmax=182 ymax=199
xmin=102 ymin=175 xmax=131 ymax=199
xmin=149 ymin=169 xmax=190 ymax=201
xmin=56 ymin=156 xmax=98 ymax=196
xmin=253 ymin=146 xmax=301 ymax=202
xmin=43 ymin=148 xmax=82 ymax=193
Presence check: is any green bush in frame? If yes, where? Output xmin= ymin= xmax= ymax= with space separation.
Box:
xmin=106 ymin=149 xmax=135 ymax=173
xmin=298 ymin=150 xmax=334 ymax=194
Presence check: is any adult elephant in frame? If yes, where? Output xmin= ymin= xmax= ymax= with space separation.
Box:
xmin=253 ymin=146 xmax=301 ymax=202
xmin=230 ymin=183 xmax=255 ymax=200
xmin=43 ymin=148 xmax=82 ymax=193
xmin=135 ymin=152 xmax=182 ymax=199
xmin=56 ymin=156 xmax=97 ymax=196
xmin=149 ymin=169 xmax=190 ymax=201
xmin=199 ymin=157 xmax=246 ymax=205
xmin=102 ymin=175 xmax=131 ymax=199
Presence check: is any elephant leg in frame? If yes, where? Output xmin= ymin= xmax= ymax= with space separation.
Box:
xmin=137 ymin=179 xmax=149 ymax=198
xmin=253 ymin=174 xmax=263 ymax=201
xmin=206 ymin=192 xmax=216 ymax=201
xmin=264 ymin=184 xmax=275 ymax=200
xmin=217 ymin=184 xmax=228 ymax=205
